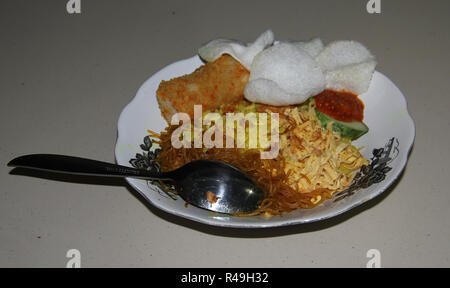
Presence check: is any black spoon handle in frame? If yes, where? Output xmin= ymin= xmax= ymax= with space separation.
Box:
xmin=7 ymin=154 xmax=171 ymax=180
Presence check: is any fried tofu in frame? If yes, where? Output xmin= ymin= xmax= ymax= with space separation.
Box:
xmin=156 ymin=55 xmax=250 ymax=122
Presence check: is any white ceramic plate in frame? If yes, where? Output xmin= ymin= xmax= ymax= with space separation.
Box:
xmin=115 ymin=55 xmax=415 ymax=228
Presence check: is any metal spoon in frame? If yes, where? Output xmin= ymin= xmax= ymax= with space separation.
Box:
xmin=7 ymin=154 xmax=265 ymax=214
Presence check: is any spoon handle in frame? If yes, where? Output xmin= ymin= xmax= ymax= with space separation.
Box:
xmin=7 ymin=154 xmax=171 ymax=180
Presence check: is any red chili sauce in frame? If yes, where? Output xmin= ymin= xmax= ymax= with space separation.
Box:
xmin=314 ymin=90 xmax=364 ymax=122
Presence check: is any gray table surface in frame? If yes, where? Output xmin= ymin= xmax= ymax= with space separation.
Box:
xmin=1 ymin=0 xmax=449 ymax=267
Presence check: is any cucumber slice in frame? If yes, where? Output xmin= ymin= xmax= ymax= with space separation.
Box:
xmin=315 ymin=110 xmax=368 ymax=140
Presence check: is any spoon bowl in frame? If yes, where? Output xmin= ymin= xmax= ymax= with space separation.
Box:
xmin=166 ymin=160 xmax=264 ymax=213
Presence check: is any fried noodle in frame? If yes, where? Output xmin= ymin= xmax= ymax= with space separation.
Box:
xmin=154 ymin=100 xmax=368 ymax=216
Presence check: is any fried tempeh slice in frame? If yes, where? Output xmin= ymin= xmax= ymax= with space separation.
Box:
xmin=156 ymin=55 xmax=250 ymax=122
